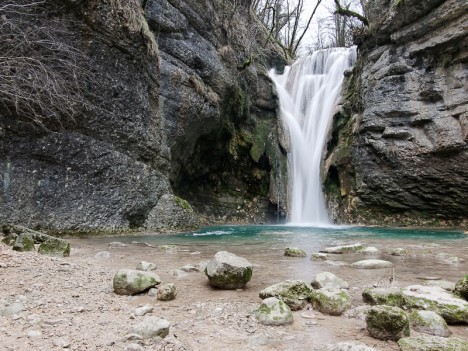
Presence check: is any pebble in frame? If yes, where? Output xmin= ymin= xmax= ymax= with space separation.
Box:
xmin=134 ymin=304 xmax=153 ymax=317
xmin=27 ymin=330 xmax=42 ymax=338
xmin=124 ymin=343 xmax=143 ymax=351
xmin=300 ymin=312 xmax=317 ymax=319
xmin=53 ymin=338 xmax=71 ymax=348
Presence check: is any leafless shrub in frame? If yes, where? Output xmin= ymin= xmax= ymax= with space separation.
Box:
xmin=0 ymin=0 xmax=89 ymax=127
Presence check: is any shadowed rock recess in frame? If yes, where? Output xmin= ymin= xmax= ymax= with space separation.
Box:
xmin=325 ymin=0 xmax=468 ymax=227
xmin=0 ymin=0 xmax=288 ymax=234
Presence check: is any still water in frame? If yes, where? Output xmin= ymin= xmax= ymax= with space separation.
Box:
xmin=76 ymin=225 xmax=467 ymax=287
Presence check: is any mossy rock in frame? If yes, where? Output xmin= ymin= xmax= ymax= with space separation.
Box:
xmin=409 ymin=310 xmax=451 ymax=337
xmin=257 ymin=297 xmax=293 ymax=326
xmin=311 ymin=288 xmax=351 ymax=316
xmin=284 ymin=247 xmax=307 ymax=257
xmin=2 ymin=236 xmax=16 ymax=246
xmin=362 ymin=287 xmax=404 ymax=307
xmin=320 ymin=243 xmax=364 ymax=254
xmin=113 ymin=269 xmax=161 ymax=295
xmin=402 ymin=285 xmax=468 ymax=324
xmin=205 ymin=251 xmax=253 ymax=289
xmin=366 ymin=305 xmax=410 ymax=341
xmin=37 ymin=238 xmax=70 ymax=257
xmin=259 ymin=280 xmax=313 ymax=311
xmin=398 ymin=335 xmax=468 ymax=351
xmin=454 ymin=275 xmax=468 ymax=300
xmin=13 ymin=234 xmax=35 ymax=252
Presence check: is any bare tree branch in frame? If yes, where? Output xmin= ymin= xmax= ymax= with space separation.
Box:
xmin=333 ymin=0 xmax=368 ymax=26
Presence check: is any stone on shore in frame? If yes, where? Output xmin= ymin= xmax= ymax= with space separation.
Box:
xmin=257 ymin=297 xmax=293 ymax=326
xmin=259 ymin=280 xmax=312 ymax=310
xmin=351 ymin=259 xmax=393 ymax=269
xmin=366 ymin=305 xmax=410 ymax=341
xmin=311 ymin=272 xmax=349 ymax=290
xmin=317 ymin=341 xmax=378 ymax=351
xmin=362 ymin=287 xmax=404 ymax=307
xmin=398 ymin=336 xmax=468 ymax=351
xmin=13 ymin=234 xmax=35 ymax=252
xmin=402 ymin=285 xmax=468 ymax=324
xmin=205 ymin=251 xmax=252 ymax=289
xmin=310 ymin=253 xmax=331 ymax=261
xmin=358 ymin=247 xmax=382 ymax=255
xmin=310 ymin=289 xmax=351 ymax=316
xmin=38 ymin=237 xmax=71 ymax=257
xmin=454 ymin=275 xmax=468 ymax=300
xmin=136 ymin=261 xmax=156 ymax=271
xmin=409 ymin=310 xmax=451 ymax=337
xmin=284 ymin=247 xmax=307 ymax=257
xmin=392 ymin=248 xmax=408 ymax=256
xmin=130 ymin=316 xmax=170 ymax=339
xmin=320 ymin=243 xmax=364 ymax=254
xmin=113 ymin=269 xmax=161 ymax=295
xmin=157 ymin=283 xmax=177 ymax=301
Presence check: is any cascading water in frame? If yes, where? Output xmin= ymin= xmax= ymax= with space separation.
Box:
xmin=270 ymin=47 xmax=356 ymax=225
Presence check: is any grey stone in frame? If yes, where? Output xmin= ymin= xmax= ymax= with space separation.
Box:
xmin=343 ymin=305 xmax=372 ymax=321
xmin=366 ymin=305 xmax=410 ymax=341
xmin=320 ymin=243 xmax=364 ymax=254
xmin=409 ymin=310 xmax=451 ymax=337
xmin=398 ymin=335 xmax=468 ymax=351
xmin=259 ymin=280 xmax=313 ymax=311
xmin=157 ymin=283 xmax=177 ymax=301
xmin=454 ymin=275 xmax=468 ymax=300
xmin=95 ymin=251 xmax=111 ymax=259
xmin=135 ymin=304 xmax=154 ymax=316
xmin=136 ymin=261 xmax=157 ymax=271
xmin=179 ymin=264 xmax=199 ymax=272
xmin=311 ymin=272 xmax=349 ymax=290
xmin=310 ymin=289 xmax=351 ymax=316
xmin=351 ymin=259 xmax=393 ymax=269
xmin=257 ymin=297 xmax=293 ymax=326
xmin=205 ymin=251 xmax=252 ymax=289
xmin=402 ymin=285 xmax=468 ymax=324
xmin=422 ymin=280 xmax=455 ymax=292
xmin=130 ymin=316 xmax=170 ymax=339
xmin=391 ymin=248 xmax=408 ymax=256
xmin=317 ymin=341 xmax=378 ymax=351
xmin=0 ymin=302 xmax=24 ymax=317
xmin=362 ymin=287 xmax=404 ymax=307
xmin=113 ymin=269 xmax=161 ymax=295
xmin=108 ymin=241 xmax=127 ymax=248
xmin=145 ymin=194 xmax=199 ymax=231
xmin=13 ymin=234 xmax=35 ymax=252
xmin=284 ymin=247 xmax=307 ymax=257
xmin=310 ymin=253 xmax=331 ymax=261
xmin=358 ymin=247 xmax=382 ymax=255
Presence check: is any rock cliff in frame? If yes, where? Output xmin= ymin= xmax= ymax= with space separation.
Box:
xmin=326 ymin=0 xmax=468 ymax=227
xmin=0 ymin=0 xmax=288 ymax=234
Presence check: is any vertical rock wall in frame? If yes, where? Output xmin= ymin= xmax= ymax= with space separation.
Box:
xmin=326 ymin=0 xmax=468 ymax=227
xmin=152 ymin=0 xmax=288 ymax=224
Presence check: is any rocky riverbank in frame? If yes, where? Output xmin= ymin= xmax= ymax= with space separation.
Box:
xmin=1 ymin=232 xmax=467 ymax=351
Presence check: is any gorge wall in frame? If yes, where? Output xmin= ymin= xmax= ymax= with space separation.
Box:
xmin=0 ymin=0 xmax=288 ymax=234
xmin=326 ymin=0 xmax=468 ymax=228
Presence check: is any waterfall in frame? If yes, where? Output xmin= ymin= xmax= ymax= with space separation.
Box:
xmin=269 ymin=47 xmax=356 ymax=225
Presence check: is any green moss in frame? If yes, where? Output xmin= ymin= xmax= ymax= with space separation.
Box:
xmin=362 ymin=288 xmax=405 ymax=307
xmin=174 ymin=196 xmax=193 ymax=211
xmin=250 ymin=119 xmax=271 ymax=162
xmin=37 ymin=238 xmax=70 ymax=257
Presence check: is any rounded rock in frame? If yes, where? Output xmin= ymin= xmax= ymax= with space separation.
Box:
xmin=205 ymin=251 xmax=252 ymax=289
xmin=366 ymin=305 xmax=410 ymax=341
xmin=257 ymin=297 xmax=293 ymax=326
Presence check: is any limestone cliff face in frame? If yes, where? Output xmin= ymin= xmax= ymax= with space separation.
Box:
xmin=326 ymin=0 xmax=468 ymax=227
xmin=152 ymin=0 xmax=288 ymax=224
xmin=0 ymin=0 xmax=287 ymax=233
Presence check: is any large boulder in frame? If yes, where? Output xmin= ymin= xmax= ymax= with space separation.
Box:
xmin=310 ymin=289 xmax=351 ymax=316
xmin=365 ymin=305 xmax=410 ymax=341
xmin=402 ymin=285 xmax=468 ymax=324
xmin=259 ymin=280 xmax=312 ymax=310
xmin=256 ymin=297 xmax=293 ymax=326
xmin=409 ymin=310 xmax=451 ymax=337
xmin=398 ymin=336 xmax=468 ymax=351
xmin=5 ymin=225 xmax=70 ymax=256
xmin=311 ymin=272 xmax=349 ymax=290
xmin=113 ymin=269 xmax=161 ymax=295
xmin=204 ymin=251 xmax=252 ymax=289
xmin=145 ymin=194 xmax=199 ymax=231
xmin=130 ymin=317 xmax=170 ymax=339
xmin=454 ymin=275 xmax=468 ymax=300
